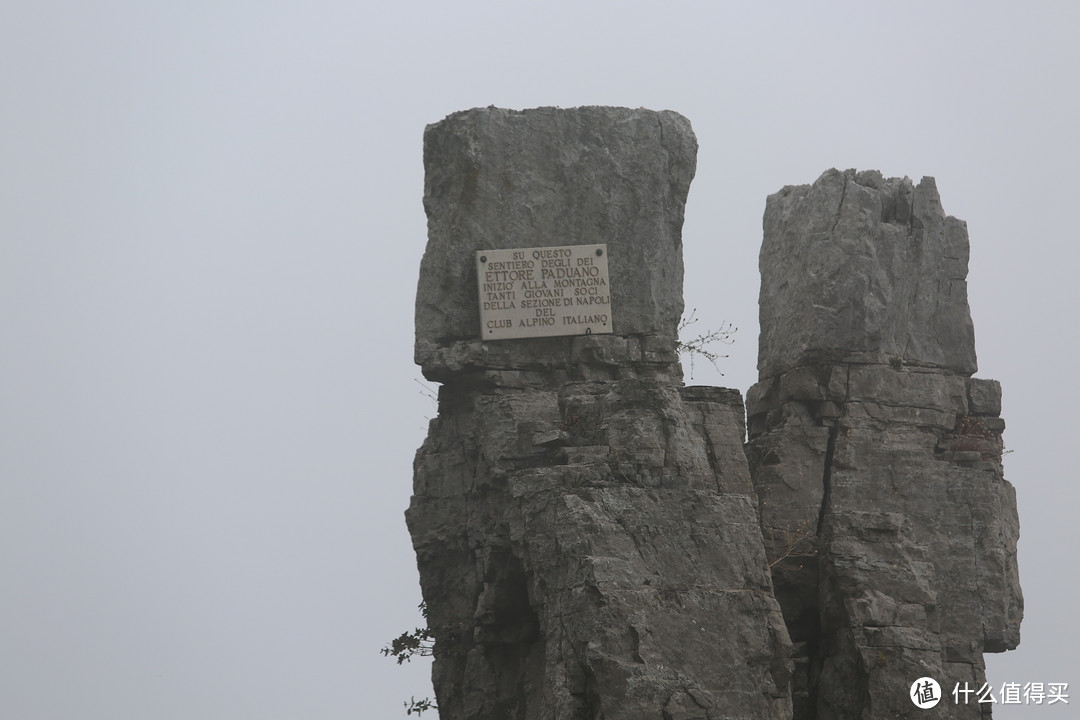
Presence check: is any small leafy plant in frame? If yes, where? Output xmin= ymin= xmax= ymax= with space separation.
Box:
xmin=382 ymin=603 xmax=437 ymax=716
xmin=404 ymin=697 xmax=436 ymax=716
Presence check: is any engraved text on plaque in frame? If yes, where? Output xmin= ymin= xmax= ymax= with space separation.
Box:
xmin=476 ymin=244 xmax=612 ymax=340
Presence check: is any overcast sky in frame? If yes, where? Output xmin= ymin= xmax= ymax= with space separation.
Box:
xmin=2 ymin=2 xmax=1076 ymax=718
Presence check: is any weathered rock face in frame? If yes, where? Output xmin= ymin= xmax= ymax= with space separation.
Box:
xmin=747 ymin=169 xmax=1022 ymax=719
xmin=408 ymin=107 xmax=793 ymax=719
xmin=408 ymin=117 xmax=1023 ymax=720
xmin=758 ymin=169 xmax=977 ymax=378
xmin=416 ymin=106 xmax=696 ymax=381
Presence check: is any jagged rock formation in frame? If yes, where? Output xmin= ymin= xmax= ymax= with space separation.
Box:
xmin=408 ymin=107 xmax=792 ymax=719
xmin=407 ymin=108 xmax=1023 ymax=720
xmin=746 ymin=169 xmax=1023 ymax=719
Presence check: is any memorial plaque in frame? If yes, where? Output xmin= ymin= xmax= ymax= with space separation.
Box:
xmin=476 ymin=244 xmax=612 ymax=340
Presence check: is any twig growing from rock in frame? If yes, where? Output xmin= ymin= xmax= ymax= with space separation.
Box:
xmin=676 ymin=308 xmax=736 ymax=379
xmin=767 ymin=520 xmax=818 ymax=569
xmin=404 ymin=697 xmax=437 ymax=716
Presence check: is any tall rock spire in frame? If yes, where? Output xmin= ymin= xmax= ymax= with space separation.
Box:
xmin=408 ymin=107 xmax=792 ymax=719
xmin=748 ymin=169 xmax=1022 ymax=719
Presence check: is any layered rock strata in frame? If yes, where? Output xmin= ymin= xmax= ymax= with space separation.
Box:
xmin=747 ymin=169 xmax=1023 ymax=719
xmin=408 ymin=107 xmax=792 ymax=719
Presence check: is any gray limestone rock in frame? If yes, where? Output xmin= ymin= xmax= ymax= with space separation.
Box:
xmin=748 ymin=170 xmax=1022 ymax=720
xmin=758 ymin=169 xmax=978 ymax=378
xmin=409 ymin=373 xmax=794 ymax=720
xmin=968 ymin=377 xmax=1003 ymax=416
xmin=408 ymin=120 xmax=1022 ymax=720
xmin=408 ymin=107 xmax=791 ymax=719
xmin=415 ymin=106 xmax=697 ymax=378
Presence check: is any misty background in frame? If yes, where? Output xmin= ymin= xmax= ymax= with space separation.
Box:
xmin=2 ymin=2 xmax=1076 ymax=717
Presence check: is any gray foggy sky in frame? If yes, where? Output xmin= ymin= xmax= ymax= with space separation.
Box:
xmin=2 ymin=1 xmax=1076 ymax=717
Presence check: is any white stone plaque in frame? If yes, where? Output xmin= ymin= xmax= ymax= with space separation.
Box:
xmin=476 ymin=244 xmax=612 ymax=340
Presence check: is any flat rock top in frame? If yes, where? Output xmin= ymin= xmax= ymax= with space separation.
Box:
xmin=415 ymin=106 xmax=697 ymax=367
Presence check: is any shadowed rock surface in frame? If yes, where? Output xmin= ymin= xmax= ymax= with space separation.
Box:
xmin=408 ymin=107 xmax=792 ymax=719
xmin=747 ymin=169 xmax=1022 ymax=719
